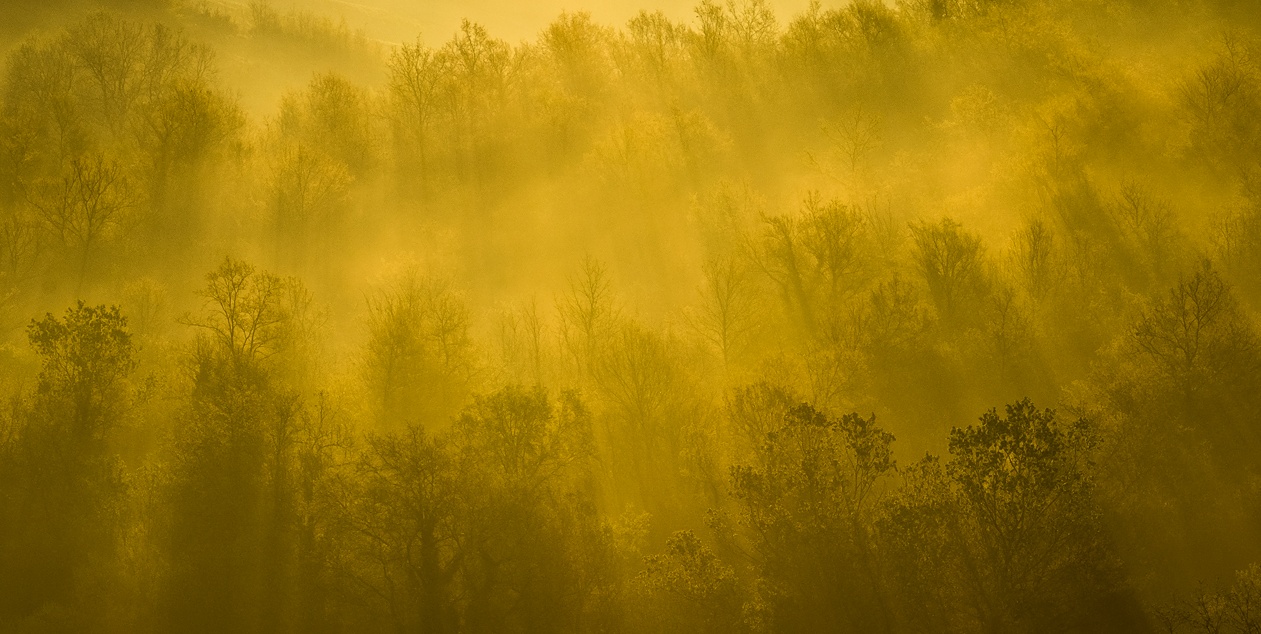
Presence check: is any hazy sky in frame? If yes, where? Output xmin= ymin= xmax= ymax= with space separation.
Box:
xmin=283 ymin=0 xmax=818 ymax=43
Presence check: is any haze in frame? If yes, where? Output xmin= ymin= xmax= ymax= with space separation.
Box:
xmin=0 ymin=0 xmax=1260 ymax=633
xmin=279 ymin=0 xmax=814 ymax=42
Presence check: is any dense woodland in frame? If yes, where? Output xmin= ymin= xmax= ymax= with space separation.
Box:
xmin=1 ymin=0 xmax=1261 ymax=631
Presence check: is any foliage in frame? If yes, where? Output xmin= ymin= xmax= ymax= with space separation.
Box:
xmin=0 ymin=1 xmax=1259 ymax=632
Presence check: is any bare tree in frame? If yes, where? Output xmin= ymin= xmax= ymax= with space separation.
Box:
xmin=909 ymin=217 xmax=987 ymax=326
xmin=556 ymin=256 xmax=619 ymax=380
xmin=364 ymin=273 xmax=474 ymax=429
xmin=1009 ymin=217 xmax=1059 ymax=302
xmin=388 ymin=39 xmax=448 ymax=189
xmin=686 ymin=254 xmax=760 ymax=369
xmin=184 ymin=257 xmax=293 ymax=367
xmin=30 ymin=153 xmax=131 ymax=291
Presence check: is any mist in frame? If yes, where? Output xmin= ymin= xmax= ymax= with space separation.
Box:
xmin=0 ymin=0 xmax=1260 ymax=632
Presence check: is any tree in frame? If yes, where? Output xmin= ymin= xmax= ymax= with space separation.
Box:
xmin=1114 ymin=181 xmax=1181 ymax=289
xmin=884 ymin=399 xmax=1119 ymax=632
xmin=686 ymin=254 xmax=760 ymax=370
xmin=364 ymin=273 xmax=474 ymax=429
xmin=453 ymin=385 xmax=592 ymax=496
xmin=626 ymin=10 xmax=685 ymax=89
xmin=909 ymin=217 xmax=987 ymax=326
xmin=812 ymin=107 xmax=883 ymax=185
xmin=452 ymin=385 xmax=597 ymax=633
xmin=1213 ymin=197 xmax=1261 ymax=305
xmin=266 ymin=144 xmax=351 ymax=278
xmin=496 ymin=298 xmax=547 ymax=385
xmin=27 ymin=302 xmax=136 ymax=438
xmin=65 ymin=14 xmax=147 ymax=135
xmin=724 ymin=381 xmax=796 ymax=462
xmin=66 ymin=15 xmax=212 ymax=139
xmin=800 ymin=195 xmax=876 ymax=311
xmin=725 ymin=401 xmax=896 ymax=633
xmin=388 ymin=38 xmax=448 ymax=195
xmin=755 ymin=194 xmax=877 ymax=335
xmin=1178 ymin=35 xmax=1261 ymax=170
xmin=185 ymin=257 xmax=297 ymax=368
xmin=0 ymin=38 xmax=83 ymax=206
xmin=1008 ymin=217 xmax=1060 ymax=303
xmin=542 ymin=11 xmax=612 ymax=97
xmin=556 ymin=256 xmax=619 ymax=381
xmin=1162 ymin=563 xmax=1261 ymax=633
xmin=439 ymin=20 xmax=511 ymax=187
xmin=594 ymin=321 xmax=698 ymax=515
xmin=30 ymin=153 xmax=132 ymax=291
xmin=134 ymin=80 xmax=243 ymax=251
xmin=166 ymin=258 xmax=307 ymax=633
xmin=1131 ymin=262 xmax=1260 ymax=408
xmin=336 ymin=424 xmax=462 ymax=634
xmin=634 ymin=530 xmax=744 ymax=633
xmin=0 ymin=205 xmax=41 ymax=321
xmin=0 ymin=302 xmax=134 ymax=628
xmin=279 ymin=73 xmax=376 ymax=178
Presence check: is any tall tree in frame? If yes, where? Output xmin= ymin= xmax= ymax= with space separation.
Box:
xmin=0 ymin=302 xmax=134 ymax=629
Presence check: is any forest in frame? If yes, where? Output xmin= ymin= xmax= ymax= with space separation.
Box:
xmin=1 ymin=0 xmax=1261 ymax=631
